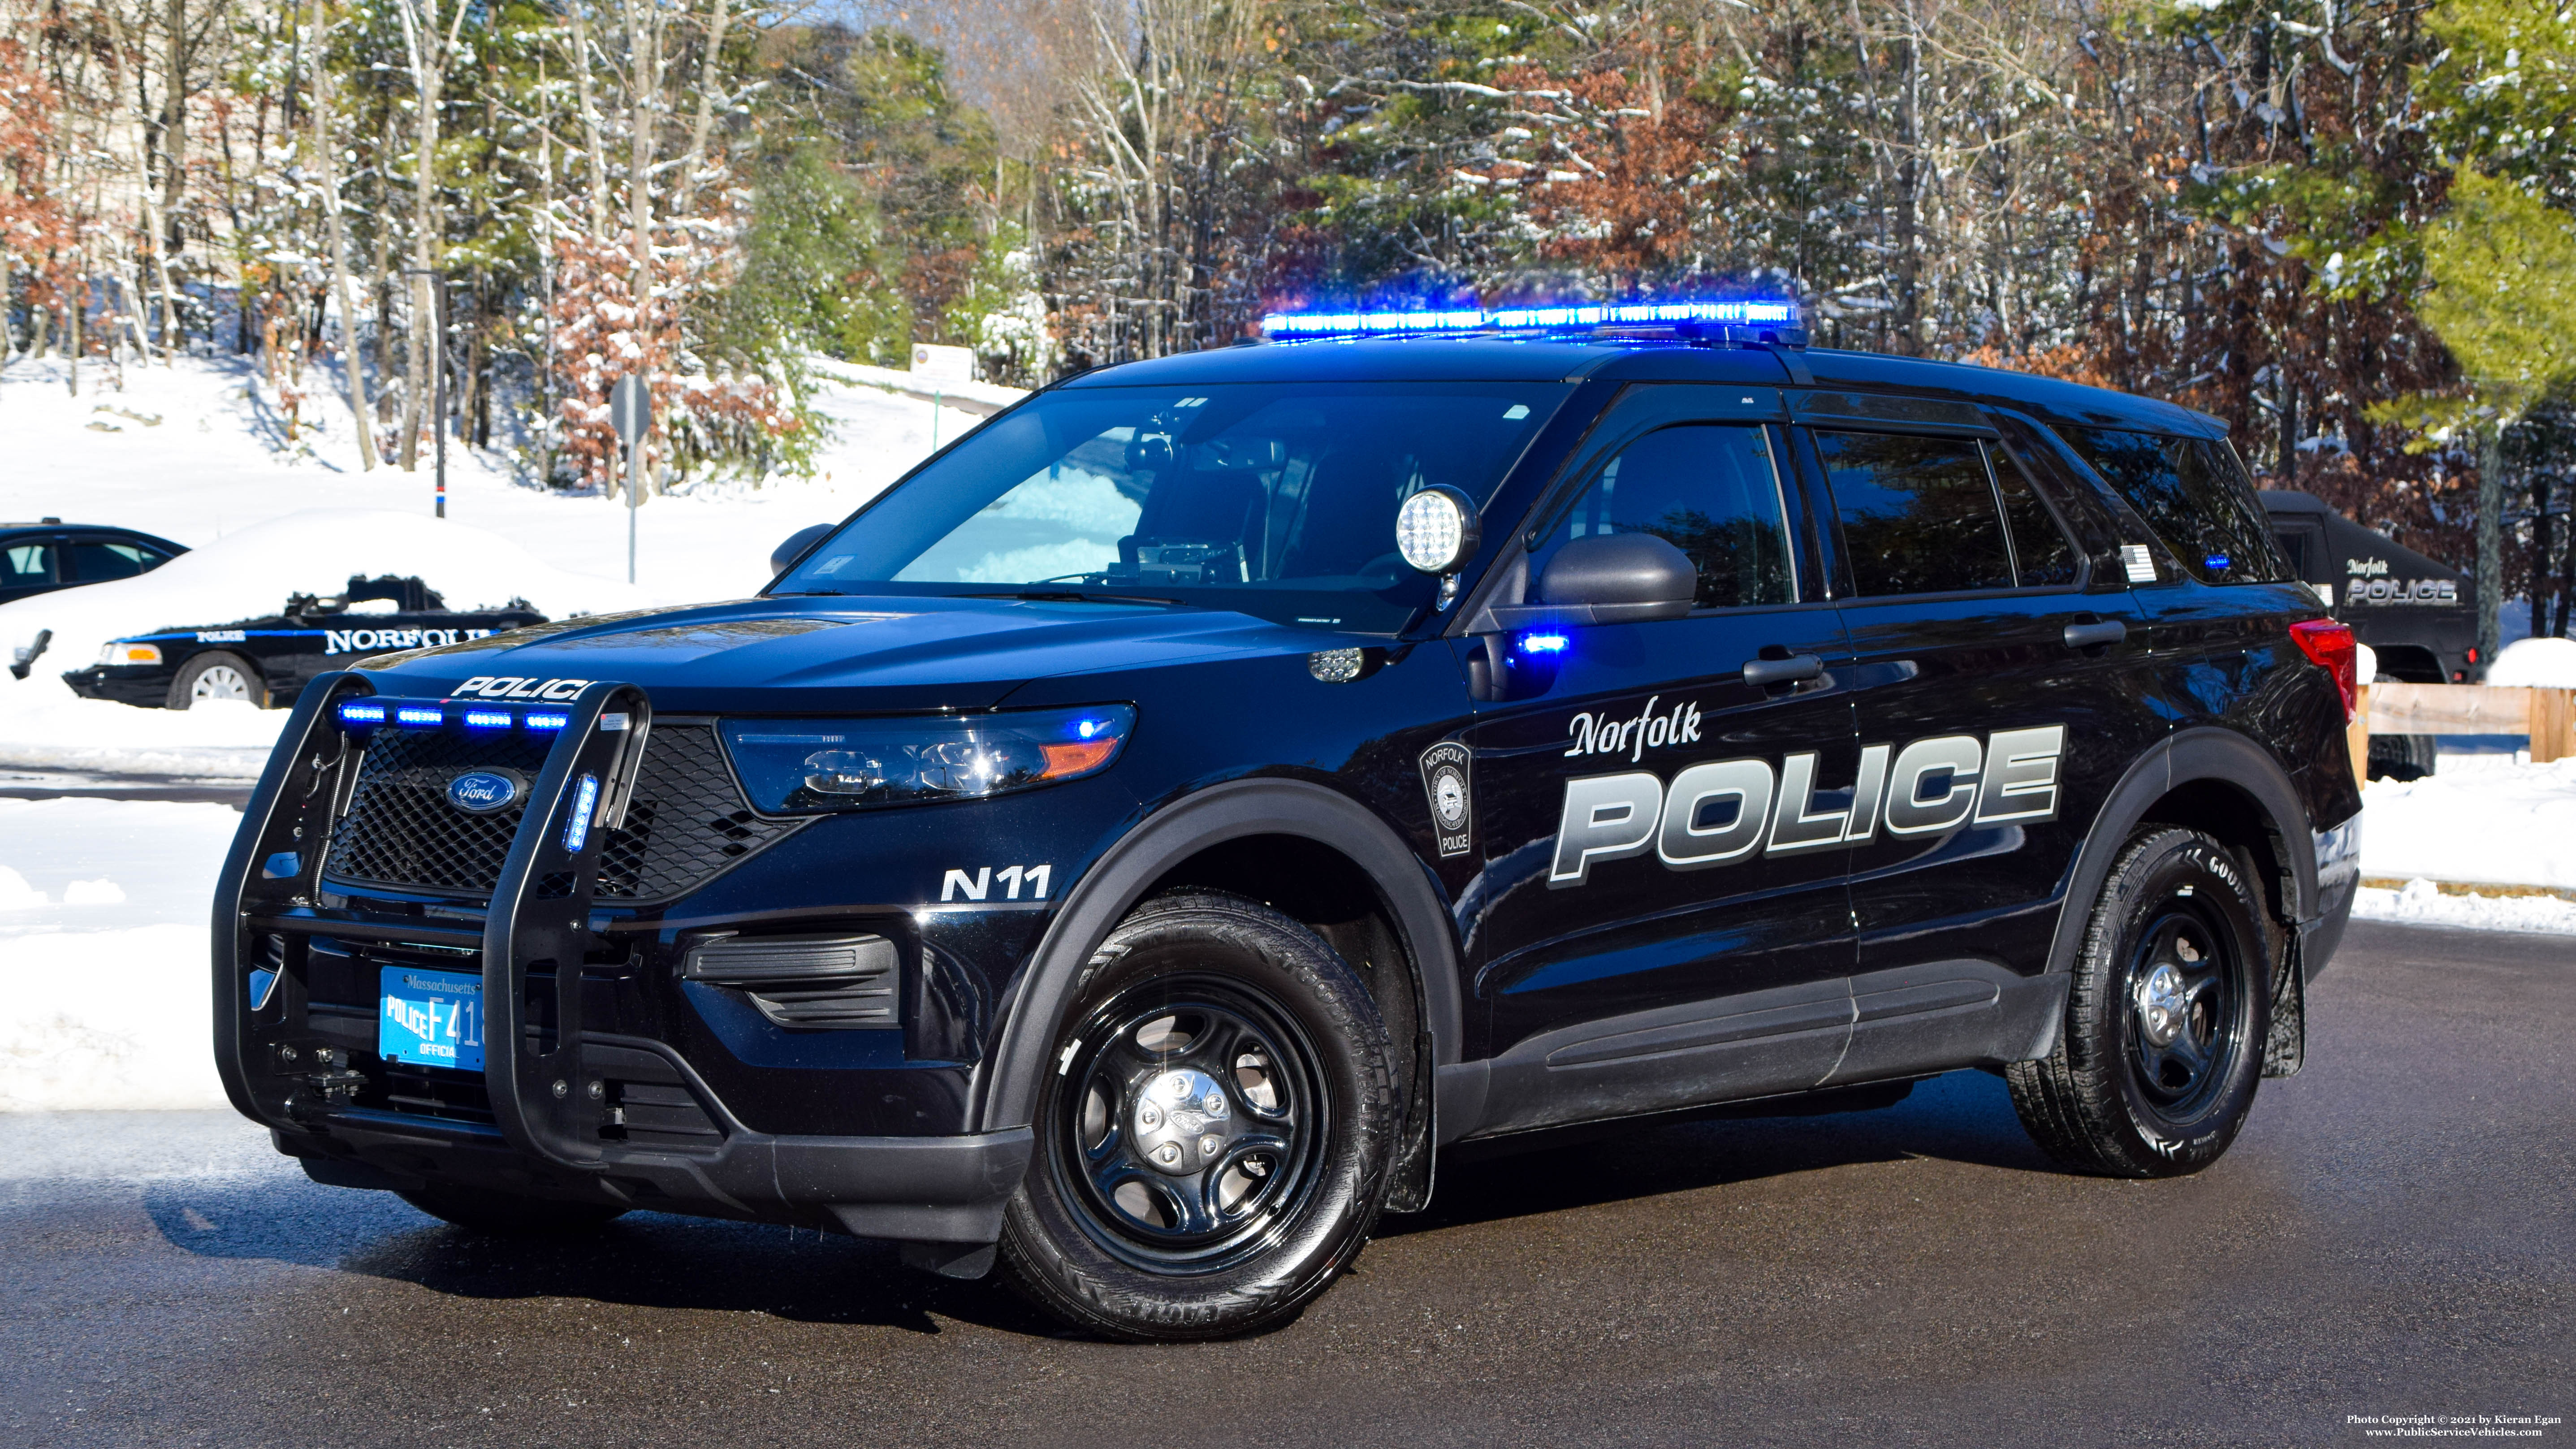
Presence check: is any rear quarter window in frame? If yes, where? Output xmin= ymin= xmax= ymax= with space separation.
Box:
xmin=2058 ymin=428 xmax=2295 ymax=584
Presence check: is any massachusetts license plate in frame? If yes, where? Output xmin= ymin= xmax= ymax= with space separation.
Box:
xmin=378 ymin=965 xmax=484 ymax=1072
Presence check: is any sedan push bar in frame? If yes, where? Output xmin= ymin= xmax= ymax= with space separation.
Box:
xmin=212 ymin=671 xmax=653 ymax=1172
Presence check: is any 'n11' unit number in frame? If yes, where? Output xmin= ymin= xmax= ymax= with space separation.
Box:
xmin=941 ymin=865 xmax=1052 ymax=902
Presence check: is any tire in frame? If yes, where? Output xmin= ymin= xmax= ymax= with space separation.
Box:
xmin=2006 ymin=827 xmax=2272 ymax=1177
xmin=995 ymin=892 xmax=1399 ymax=1342
xmin=166 ymin=650 xmax=267 ymax=710
xmin=2366 ymin=731 xmax=2438 ymax=781
xmin=398 ymin=1185 xmax=629 ymax=1236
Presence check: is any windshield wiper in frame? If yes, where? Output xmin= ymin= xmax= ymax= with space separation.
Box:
xmin=964 ymin=589 xmax=1184 ymax=607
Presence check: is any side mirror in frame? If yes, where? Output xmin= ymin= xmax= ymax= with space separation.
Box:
xmin=771 ymin=523 xmax=836 ymax=578
xmin=1534 ymin=533 xmax=1697 ymax=623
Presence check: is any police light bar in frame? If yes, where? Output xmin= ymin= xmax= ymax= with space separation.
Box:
xmin=1260 ymin=298 xmax=1799 ymax=340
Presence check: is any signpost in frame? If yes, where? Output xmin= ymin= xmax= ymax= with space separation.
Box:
xmin=610 ymin=375 xmax=650 ymax=585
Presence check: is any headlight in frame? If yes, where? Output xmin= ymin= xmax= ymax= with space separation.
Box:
xmin=97 ymin=641 xmax=162 ymax=666
xmin=719 ymin=705 xmax=1137 ymax=814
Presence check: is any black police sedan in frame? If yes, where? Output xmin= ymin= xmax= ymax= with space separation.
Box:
xmin=212 ymin=302 xmax=2362 ymax=1343
xmin=1 ymin=519 xmax=187 ymax=606
xmin=66 ymin=575 xmax=545 ymax=709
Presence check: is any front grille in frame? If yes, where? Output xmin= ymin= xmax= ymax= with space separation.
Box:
xmin=323 ymin=722 xmax=804 ymax=902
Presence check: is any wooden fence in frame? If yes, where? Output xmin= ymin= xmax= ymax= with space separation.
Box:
xmin=2350 ymin=682 xmax=2576 ymax=779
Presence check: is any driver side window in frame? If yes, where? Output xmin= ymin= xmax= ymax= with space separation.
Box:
xmin=1535 ymin=424 xmax=1798 ymax=609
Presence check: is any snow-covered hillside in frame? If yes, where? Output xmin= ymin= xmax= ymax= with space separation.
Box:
xmin=0 ymin=352 xmax=980 ymax=602
xmin=0 ymin=351 xmax=997 ymax=766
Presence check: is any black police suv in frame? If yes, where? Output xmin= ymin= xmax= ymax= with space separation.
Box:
xmin=2262 ymin=489 xmax=2477 ymax=779
xmin=65 ymin=575 xmax=545 ymax=709
xmin=216 ymin=320 xmax=2363 ymax=1342
xmin=1 ymin=519 xmax=186 ymax=606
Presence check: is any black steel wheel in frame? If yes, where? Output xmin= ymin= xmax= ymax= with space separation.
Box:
xmin=1056 ymin=979 xmax=1325 ymax=1272
xmin=997 ymin=892 xmax=1397 ymax=1341
xmin=2007 ymin=827 xmax=2271 ymax=1177
xmin=397 ymin=1184 xmax=629 ymax=1236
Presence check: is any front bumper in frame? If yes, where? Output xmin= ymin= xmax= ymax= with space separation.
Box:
xmin=214 ymin=675 xmax=1031 ymax=1244
xmin=281 ymin=1114 xmax=1032 ymax=1241
xmin=62 ymin=664 xmax=169 ymax=705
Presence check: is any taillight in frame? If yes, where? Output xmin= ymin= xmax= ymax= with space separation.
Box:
xmin=2289 ymin=619 xmax=2357 ymax=721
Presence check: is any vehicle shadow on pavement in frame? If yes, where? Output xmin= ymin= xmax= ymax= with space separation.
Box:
xmin=139 ymin=1180 xmax=1062 ymax=1337
xmin=1387 ymin=1067 xmax=2053 ymax=1237
xmin=135 ymin=1069 xmax=2044 ymax=1335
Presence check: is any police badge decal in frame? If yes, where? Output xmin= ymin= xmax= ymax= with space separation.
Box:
xmin=1418 ymin=741 xmax=1475 ymax=858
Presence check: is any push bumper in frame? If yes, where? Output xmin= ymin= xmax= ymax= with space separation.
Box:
xmin=213 ymin=674 xmax=1028 ymax=1246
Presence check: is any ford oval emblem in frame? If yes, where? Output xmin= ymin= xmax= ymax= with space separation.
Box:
xmin=446 ymin=769 xmax=524 ymax=814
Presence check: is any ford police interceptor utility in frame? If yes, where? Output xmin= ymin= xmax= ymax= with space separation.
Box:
xmin=215 ymin=300 xmax=2363 ymax=1342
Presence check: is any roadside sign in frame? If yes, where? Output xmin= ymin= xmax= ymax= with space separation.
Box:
xmin=610 ymin=375 xmax=651 ymax=448
xmin=910 ymin=343 xmax=974 ymax=384
xmin=612 ymin=374 xmax=651 ymax=585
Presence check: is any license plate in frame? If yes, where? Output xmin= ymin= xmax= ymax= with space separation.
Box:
xmin=378 ymin=965 xmax=484 ymax=1072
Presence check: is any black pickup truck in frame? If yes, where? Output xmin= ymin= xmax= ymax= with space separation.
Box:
xmin=2260 ymin=490 xmax=2476 ymax=779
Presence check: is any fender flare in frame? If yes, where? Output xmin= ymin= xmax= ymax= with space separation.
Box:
xmin=2044 ymin=726 xmax=2320 ymax=979
xmin=975 ymin=777 xmax=1464 ymax=1134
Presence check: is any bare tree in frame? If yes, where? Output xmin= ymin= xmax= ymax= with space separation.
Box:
xmin=389 ymin=0 xmax=472 ymax=470
xmin=308 ymin=0 xmax=374 ymax=467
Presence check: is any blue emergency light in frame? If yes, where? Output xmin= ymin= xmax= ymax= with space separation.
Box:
xmin=1260 ymin=298 xmax=1799 ymax=341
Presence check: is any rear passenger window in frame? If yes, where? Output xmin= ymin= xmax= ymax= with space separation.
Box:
xmin=1993 ymin=458 xmax=2078 ymax=586
xmin=3 ymin=541 xmax=58 ymax=587
xmin=1812 ymin=431 xmax=2014 ymax=595
xmin=2060 ymin=428 xmax=2294 ymax=584
xmin=1537 ymin=424 xmax=1797 ymax=609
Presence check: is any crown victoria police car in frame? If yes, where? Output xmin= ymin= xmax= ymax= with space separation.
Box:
xmin=216 ymin=303 xmax=2363 ymax=1341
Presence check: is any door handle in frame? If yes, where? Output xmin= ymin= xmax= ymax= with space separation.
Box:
xmin=1742 ymin=653 xmax=1824 ymax=687
xmin=2063 ymin=619 xmax=2128 ymax=650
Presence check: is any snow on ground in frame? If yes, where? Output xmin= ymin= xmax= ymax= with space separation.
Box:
xmin=0 ymin=696 xmax=284 ymax=777
xmin=0 ymin=797 xmax=244 ymax=1109
xmin=2351 ymin=879 xmax=2576 ymax=935
xmin=2487 ymin=636 xmax=2576 ymax=688
xmin=2357 ymin=754 xmax=2576 ymax=891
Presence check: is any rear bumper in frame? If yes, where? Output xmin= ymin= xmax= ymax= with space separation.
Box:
xmin=2302 ymin=814 xmax=2363 ymax=980
xmin=281 ymin=1115 xmax=1033 ymax=1242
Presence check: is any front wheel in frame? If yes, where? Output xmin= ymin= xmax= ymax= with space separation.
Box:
xmin=2007 ymin=827 xmax=2271 ymax=1177
xmin=166 ymin=650 xmax=267 ymax=709
xmin=996 ymin=893 xmax=1398 ymax=1342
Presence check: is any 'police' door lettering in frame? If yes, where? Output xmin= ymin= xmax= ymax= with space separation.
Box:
xmin=1550 ymin=724 xmax=2064 ymax=887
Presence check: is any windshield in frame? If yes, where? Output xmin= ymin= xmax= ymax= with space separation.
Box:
xmin=771 ymin=381 xmax=1573 ymax=632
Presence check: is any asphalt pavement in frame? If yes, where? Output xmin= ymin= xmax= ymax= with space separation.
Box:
xmin=2 ymin=918 xmax=2567 ymax=1447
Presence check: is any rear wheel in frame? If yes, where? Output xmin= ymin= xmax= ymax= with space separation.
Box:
xmin=2007 ymin=827 xmax=2271 ymax=1177
xmin=166 ymin=650 xmax=266 ymax=709
xmin=2367 ymin=731 xmax=2438 ymax=781
xmin=398 ymin=1185 xmax=629 ymax=1236
xmin=995 ymin=893 xmax=1397 ymax=1342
